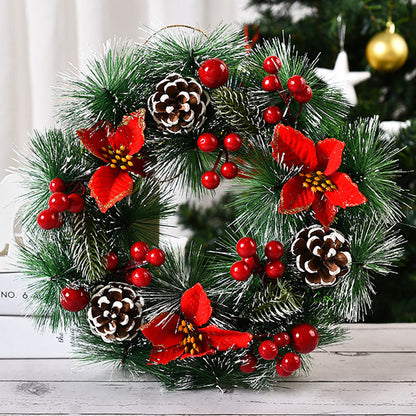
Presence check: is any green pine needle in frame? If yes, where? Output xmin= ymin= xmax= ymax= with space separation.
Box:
xmin=339 ymin=117 xmax=406 ymax=225
xmin=18 ymin=237 xmax=83 ymax=331
xmin=59 ymin=39 xmax=148 ymax=129
xmin=67 ymin=206 xmax=109 ymax=284
xmin=250 ymin=280 xmax=303 ymax=325
xmin=210 ymin=86 xmax=266 ymax=137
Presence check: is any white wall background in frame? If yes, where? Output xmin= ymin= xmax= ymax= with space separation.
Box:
xmin=0 ymin=0 xmax=258 ymax=179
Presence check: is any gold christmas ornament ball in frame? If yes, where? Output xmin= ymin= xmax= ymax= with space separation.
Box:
xmin=366 ymin=21 xmax=408 ymax=72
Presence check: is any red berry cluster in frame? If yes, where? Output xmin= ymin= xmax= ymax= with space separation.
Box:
xmin=239 ymin=323 xmax=319 ymax=376
xmin=261 ymin=55 xmax=313 ymax=125
xmin=198 ymin=132 xmax=243 ymax=190
xmin=124 ymin=241 xmax=166 ymax=288
xmin=37 ymin=178 xmax=85 ymax=230
xmin=230 ymin=237 xmax=285 ymax=282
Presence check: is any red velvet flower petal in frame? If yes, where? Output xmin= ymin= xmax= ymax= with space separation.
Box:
xmin=88 ymin=166 xmax=133 ymax=213
xmin=109 ymin=109 xmax=146 ymax=155
xmin=271 ymin=124 xmax=318 ymax=171
xmin=316 ymin=138 xmax=345 ymax=176
xmin=180 ymin=283 xmax=212 ymax=328
xmin=128 ymin=154 xmax=147 ymax=177
xmin=326 ymin=172 xmax=367 ymax=208
xmin=77 ymin=122 xmax=111 ymax=162
xmin=199 ymin=325 xmax=253 ymax=351
xmin=140 ymin=312 xmax=183 ymax=349
xmin=148 ymin=344 xmax=184 ymax=365
xmin=278 ymin=176 xmax=315 ymax=214
xmin=312 ymin=193 xmax=338 ymax=229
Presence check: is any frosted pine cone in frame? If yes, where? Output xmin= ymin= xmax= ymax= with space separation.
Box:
xmin=291 ymin=225 xmax=352 ymax=288
xmin=87 ymin=282 xmax=144 ymax=343
xmin=148 ymin=73 xmax=209 ymax=134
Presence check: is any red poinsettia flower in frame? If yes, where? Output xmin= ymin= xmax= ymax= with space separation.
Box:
xmin=141 ymin=283 xmax=253 ymax=365
xmin=77 ymin=109 xmax=146 ymax=213
xmin=272 ymin=124 xmax=367 ymax=228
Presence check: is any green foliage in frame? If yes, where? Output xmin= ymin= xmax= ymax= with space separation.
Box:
xmin=60 ymin=40 xmax=149 ymax=129
xmin=177 ymin=193 xmax=236 ymax=256
xmin=106 ymin=178 xmax=175 ymax=251
xmin=250 ymin=280 xmax=302 ymax=324
xmin=18 ymin=236 xmax=83 ymax=331
xmin=338 ymin=117 xmax=405 ymax=225
xmin=142 ymin=24 xmax=246 ymax=83
xmin=210 ymin=87 xmax=265 ymax=137
xmin=67 ymin=205 xmax=109 ymax=284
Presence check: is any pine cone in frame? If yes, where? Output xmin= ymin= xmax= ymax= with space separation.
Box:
xmin=291 ymin=225 xmax=352 ymax=288
xmin=148 ymin=73 xmax=210 ymax=134
xmin=87 ymin=282 xmax=144 ymax=343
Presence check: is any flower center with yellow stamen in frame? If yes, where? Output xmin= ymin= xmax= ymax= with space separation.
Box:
xmin=178 ymin=319 xmax=204 ymax=355
xmin=299 ymin=171 xmax=337 ymax=193
xmin=100 ymin=144 xmax=134 ymax=170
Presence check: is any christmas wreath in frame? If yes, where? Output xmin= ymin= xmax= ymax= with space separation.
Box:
xmin=18 ymin=25 xmax=404 ymax=390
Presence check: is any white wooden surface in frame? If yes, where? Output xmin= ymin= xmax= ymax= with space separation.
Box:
xmin=0 ymin=320 xmax=415 ymax=415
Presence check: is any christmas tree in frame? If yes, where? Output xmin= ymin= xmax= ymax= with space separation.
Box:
xmin=17 ymin=25 xmax=404 ymax=390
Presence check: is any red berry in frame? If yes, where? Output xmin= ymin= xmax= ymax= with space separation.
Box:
xmin=201 ymin=171 xmax=220 ymax=189
xmin=281 ymin=352 xmax=301 ymax=373
xmin=236 ymin=237 xmax=257 ymax=258
xmin=239 ymin=352 xmax=257 ymax=374
xmin=290 ymin=323 xmax=319 ymax=354
xmin=197 ymin=133 xmax=218 ymax=153
xmin=48 ymin=192 xmax=70 ymax=213
xmin=230 ymin=260 xmax=252 ymax=281
xmin=60 ymin=286 xmax=89 ymax=312
xmin=198 ymin=58 xmax=229 ymax=89
xmin=242 ymin=255 xmax=261 ymax=272
xmin=276 ymin=361 xmax=293 ymax=377
xmin=263 ymin=106 xmax=282 ymax=124
xmin=258 ymin=340 xmax=278 ymax=360
xmin=273 ymin=332 xmax=291 ymax=348
xmin=131 ymin=268 xmax=152 ymax=287
xmin=37 ymin=209 xmax=60 ymax=230
xmin=265 ymin=240 xmax=284 ymax=260
xmin=263 ymin=55 xmax=282 ymax=74
xmin=220 ymin=162 xmax=238 ymax=179
xmin=130 ymin=241 xmax=150 ymax=261
xmin=287 ymin=75 xmax=306 ymax=93
xmin=265 ymin=260 xmax=285 ymax=279
xmin=67 ymin=193 xmax=85 ymax=213
xmin=223 ymin=133 xmax=242 ymax=152
xmin=106 ymin=252 xmax=118 ymax=270
xmin=294 ymin=85 xmax=313 ymax=103
xmin=49 ymin=178 xmax=66 ymax=193
xmin=262 ymin=75 xmax=280 ymax=92
xmin=125 ymin=272 xmax=133 ymax=285
xmin=146 ymin=248 xmax=166 ymax=267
